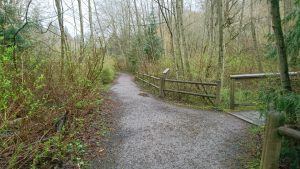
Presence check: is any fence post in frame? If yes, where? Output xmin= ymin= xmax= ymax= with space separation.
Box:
xmin=160 ymin=68 xmax=170 ymax=98
xmin=230 ymin=78 xmax=235 ymax=109
xmin=142 ymin=73 xmax=146 ymax=86
xmin=215 ymin=80 xmax=221 ymax=105
xmin=260 ymin=111 xmax=284 ymax=169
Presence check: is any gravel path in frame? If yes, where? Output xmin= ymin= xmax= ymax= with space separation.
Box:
xmin=94 ymin=73 xmax=250 ymax=169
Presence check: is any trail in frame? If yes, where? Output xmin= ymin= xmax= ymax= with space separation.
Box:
xmin=93 ymin=73 xmax=250 ymax=169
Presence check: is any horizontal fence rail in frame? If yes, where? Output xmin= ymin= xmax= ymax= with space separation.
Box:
xmin=165 ymin=79 xmax=218 ymax=86
xmin=163 ymin=89 xmax=216 ymax=98
xmin=278 ymin=126 xmax=300 ymax=141
xmin=136 ymin=72 xmax=160 ymax=89
xmin=230 ymin=72 xmax=300 ymax=109
xmin=136 ymin=69 xmax=221 ymax=105
xmin=230 ymin=72 xmax=300 ymax=79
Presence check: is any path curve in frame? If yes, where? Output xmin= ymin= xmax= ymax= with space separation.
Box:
xmin=95 ymin=73 xmax=250 ymax=169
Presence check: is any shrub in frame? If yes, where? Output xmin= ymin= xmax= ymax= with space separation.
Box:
xmin=258 ymin=88 xmax=300 ymax=168
xmin=100 ymin=58 xmax=116 ymax=84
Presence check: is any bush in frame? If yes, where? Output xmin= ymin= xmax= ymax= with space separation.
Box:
xmin=258 ymin=88 xmax=300 ymax=168
xmin=100 ymin=58 xmax=116 ymax=84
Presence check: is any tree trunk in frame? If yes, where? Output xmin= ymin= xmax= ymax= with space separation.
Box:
xmin=71 ymin=0 xmax=78 ymax=58
xmin=177 ymin=0 xmax=191 ymax=77
xmin=174 ymin=0 xmax=185 ymax=77
xmin=210 ymin=0 xmax=215 ymax=47
xmin=250 ymin=0 xmax=263 ymax=72
xmin=267 ymin=0 xmax=272 ymax=34
xmin=134 ymin=0 xmax=141 ymax=34
xmin=157 ymin=0 xmax=179 ymax=79
xmin=77 ymin=0 xmax=84 ymax=62
xmin=205 ymin=0 xmax=215 ymax=78
xmin=237 ymin=0 xmax=245 ymax=53
xmin=54 ymin=0 xmax=65 ymax=77
xmin=217 ymin=0 xmax=224 ymax=85
xmin=88 ymin=0 xmax=94 ymax=51
xmin=270 ymin=0 xmax=292 ymax=91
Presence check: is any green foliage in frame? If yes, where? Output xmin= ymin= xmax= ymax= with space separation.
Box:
xmin=244 ymin=126 xmax=264 ymax=169
xmin=0 ymin=1 xmax=116 ymax=168
xmin=101 ymin=67 xmax=115 ymax=84
xmin=0 ymin=3 xmax=31 ymax=49
xmin=8 ymin=143 xmax=24 ymax=168
xmin=100 ymin=58 xmax=116 ymax=84
xmin=31 ymin=135 xmax=65 ymax=168
xmin=284 ymin=1 xmax=300 ymax=68
xmin=258 ymin=86 xmax=300 ymax=168
xmin=143 ymin=12 xmax=163 ymax=61
xmin=0 ymin=47 xmax=16 ymax=119
xmin=258 ymin=89 xmax=300 ymax=125
xmin=125 ymin=12 xmax=163 ymax=72
xmin=127 ymin=36 xmax=140 ymax=72
xmin=31 ymin=135 xmax=86 ymax=168
xmin=267 ymin=1 xmax=300 ymax=68
xmin=67 ymin=139 xmax=86 ymax=167
xmin=280 ymin=138 xmax=300 ymax=169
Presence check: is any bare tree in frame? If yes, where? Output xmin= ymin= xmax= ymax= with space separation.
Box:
xmin=176 ymin=0 xmax=191 ymax=77
xmin=237 ymin=0 xmax=245 ymax=52
xmin=71 ymin=0 xmax=78 ymax=57
xmin=54 ymin=0 xmax=65 ymax=76
xmin=88 ymin=0 xmax=97 ymax=60
xmin=156 ymin=0 xmax=179 ymax=79
xmin=250 ymin=0 xmax=263 ymax=72
xmin=77 ymin=0 xmax=84 ymax=61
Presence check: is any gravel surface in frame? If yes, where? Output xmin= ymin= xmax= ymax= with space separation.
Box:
xmin=93 ymin=73 xmax=250 ymax=169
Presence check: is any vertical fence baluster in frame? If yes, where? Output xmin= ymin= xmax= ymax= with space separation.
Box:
xmin=230 ymin=79 xmax=235 ymax=109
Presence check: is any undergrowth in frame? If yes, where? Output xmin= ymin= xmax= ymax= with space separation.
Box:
xmin=257 ymin=86 xmax=300 ymax=169
xmin=0 ymin=47 xmax=117 ymax=168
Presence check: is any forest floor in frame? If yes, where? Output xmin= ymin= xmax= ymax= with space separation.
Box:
xmin=89 ymin=73 xmax=254 ymax=169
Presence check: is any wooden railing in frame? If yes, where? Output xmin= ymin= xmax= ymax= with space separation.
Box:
xmin=261 ymin=112 xmax=300 ymax=169
xmin=136 ymin=73 xmax=160 ymax=90
xmin=136 ymin=68 xmax=221 ymax=105
xmin=230 ymin=72 xmax=300 ymax=109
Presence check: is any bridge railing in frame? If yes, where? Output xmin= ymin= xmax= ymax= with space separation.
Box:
xmin=229 ymin=72 xmax=300 ymax=109
xmin=136 ymin=68 xmax=221 ymax=105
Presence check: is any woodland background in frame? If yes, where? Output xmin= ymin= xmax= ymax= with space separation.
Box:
xmin=0 ymin=0 xmax=300 ymax=168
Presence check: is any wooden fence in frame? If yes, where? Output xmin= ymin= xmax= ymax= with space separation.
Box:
xmin=261 ymin=111 xmax=300 ymax=169
xmin=136 ymin=68 xmax=221 ymax=105
xmin=230 ymin=72 xmax=300 ymax=109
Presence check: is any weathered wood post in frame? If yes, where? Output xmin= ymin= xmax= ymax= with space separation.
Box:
xmin=148 ymin=74 xmax=151 ymax=87
xmin=260 ymin=111 xmax=285 ymax=169
xmin=230 ymin=78 xmax=235 ymax=109
xmin=160 ymin=68 xmax=170 ymax=98
xmin=215 ymin=80 xmax=221 ymax=105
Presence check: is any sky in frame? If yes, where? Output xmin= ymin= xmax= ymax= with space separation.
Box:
xmin=28 ymin=0 xmax=203 ymax=38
